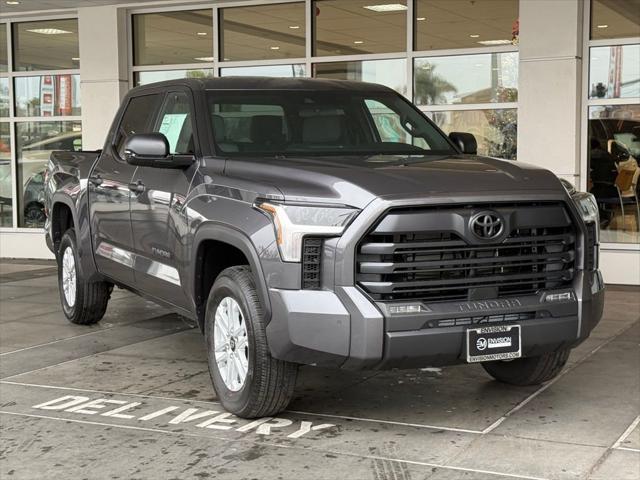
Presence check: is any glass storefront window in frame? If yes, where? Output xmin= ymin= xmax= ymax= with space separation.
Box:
xmin=591 ymin=0 xmax=640 ymax=40
xmin=425 ymin=109 xmax=517 ymax=160
xmin=220 ymin=3 xmax=306 ymax=62
xmin=133 ymin=10 xmax=213 ymax=66
xmin=16 ymin=121 xmax=82 ymax=228
xmin=220 ymin=64 xmax=306 ymax=77
xmin=14 ymin=74 xmax=81 ymax=117
xmin=0 ymin=122 xmax=11 ymax=227
xmin=1 ymin=23 xmax=7 ymax=72
xmin=0 ymin=77 xmax=8 ymax=117
xmin=415 ymin=0 xmax=519 ymax=51
xmin=313 ymin=0 xmax=407 ymax=56
xmin=414 ymin=52 xmax=518 ymax=106
xmin=588 ymin=105 xmax=640 ymax=244
xmin=314 ymin=58 xmax=407 ymax=96
xmin=13 ymin=19 xmax=79 ymax=71
xmin=134 ymin=69 xmax=214 ymax=86
xmin=589 ymin=45 xmax=640 ymax=99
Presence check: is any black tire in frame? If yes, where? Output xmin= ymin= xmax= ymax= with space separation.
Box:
xmin=205 ymin=266 xmax=298 ymax=418
xmin=482 ymin=349 xmax=570 ymax=386
xmin=57 ymin=229 xmax=112 ymax=325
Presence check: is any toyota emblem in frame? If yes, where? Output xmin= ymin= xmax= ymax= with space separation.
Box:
xmin=470 ymin=211 xmax=505 ymax=240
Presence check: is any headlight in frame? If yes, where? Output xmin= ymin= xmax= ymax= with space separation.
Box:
xmin=257 ymin=202 xmax=359 ymax=262
xmin=572 ymin=191 xmax=599 ymax=224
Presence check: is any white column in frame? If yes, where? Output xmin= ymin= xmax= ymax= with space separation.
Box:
xmin=78 ymin=5 xmax=129 ymax=150
xmin=517 ymin=0 xmax=584 ymax=187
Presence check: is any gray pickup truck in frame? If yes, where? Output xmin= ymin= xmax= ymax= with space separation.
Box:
xmin=45 ymin=78 xmax=605 ymax=418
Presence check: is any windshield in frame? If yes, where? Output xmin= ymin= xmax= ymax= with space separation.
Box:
xmin=207 ymin=90 xmax=455 ymax=157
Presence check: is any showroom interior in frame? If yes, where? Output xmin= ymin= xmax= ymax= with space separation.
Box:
xmin=0 ymin=1 xmax=639 ymax=480
xmin=0 ymin=0 xmax=638 ymax=284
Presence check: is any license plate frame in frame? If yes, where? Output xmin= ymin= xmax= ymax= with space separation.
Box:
xmin=466 ymin=325 xmax=522 ymax=363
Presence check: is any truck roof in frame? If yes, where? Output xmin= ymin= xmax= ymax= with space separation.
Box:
xmin=132 ymin=76 xmax=396 ymax=94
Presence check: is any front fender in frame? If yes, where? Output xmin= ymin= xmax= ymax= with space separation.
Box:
xmin=190 ymin=222 xmax=272 ymax=331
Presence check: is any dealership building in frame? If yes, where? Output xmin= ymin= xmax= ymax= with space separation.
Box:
xmin=0 ymin=0 xmax=638 ymax=284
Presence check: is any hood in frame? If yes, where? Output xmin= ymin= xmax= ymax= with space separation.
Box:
xmin=224 ymin=154 xmax=564 ymax=209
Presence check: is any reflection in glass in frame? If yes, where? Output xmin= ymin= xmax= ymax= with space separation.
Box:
xmin=425 ymin=109 xmax=517 ymax=160
xmin=221 ymin=64 xmax=306 ymax=77
xmin=415 ymin=0 xmax=519 ymax=51
xmin=0 ymin=77 xmax=8 ymax=117
xmin=15 ymin=75 xmax=81 ymax=117
xmin=313 ymin=0 xmax=407 ymax=56
xmin=588 ymin=105 xmax=640 ymax=244
xmin=0 ymin=24 xmax=7 ymax=72
xmin=414 ymin=52 xmax=518 ymax=106
xmin=220 ymin=3 xmax=306 ymax=61
xmin=314 ymin=59 xmax=407 ymax=96
xmin=134 ymin=69 xmax=214 ymax=86
xmin=13 ymin=19 xmax=79 ymax=71
xmin=16 ymin=121 xmax=82 ymax=228
xmin=591 ymin=0 xmax=640 ymax=40
xmin=133 ymin=10 xmax=213 ymax=66
xmin=0 ymin=122 xmax=12 ymax=227
xmin=589 ymin=45 xmax=640 ymax=99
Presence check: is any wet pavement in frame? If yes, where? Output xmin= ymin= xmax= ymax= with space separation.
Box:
xmin=0 ymin=259 xmax=638 ymax=480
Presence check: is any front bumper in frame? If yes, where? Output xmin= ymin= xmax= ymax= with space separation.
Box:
xmin=266 ymin=269 xmax=605 ymax=369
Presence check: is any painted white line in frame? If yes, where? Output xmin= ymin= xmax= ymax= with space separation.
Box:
xmin=0 ymin=380 xmax=483 ymax=434
xmin=482 ymin=321 xmax=640 ymax=434
xmin=0 ymin=410 xmax=549 ymax=480
xmin=616 ymin=447 xmax=640 ymax=453
xmin=612 ymin=415 xmax=640 ymax=450
xmin=286 ymin=410 xmax=483 ymax=434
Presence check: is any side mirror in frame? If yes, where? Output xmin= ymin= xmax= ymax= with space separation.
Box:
xmin=449 ymin=132 xmax=478 ymax=155
xmin=124 ymin=133 xmax=194 ymax=168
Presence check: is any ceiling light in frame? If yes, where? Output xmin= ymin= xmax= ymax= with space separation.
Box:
xmin=196 ymin=32 xmax=208 ymax=36
xmin=270 ymin=46 xmax=280 ymax=50
xmin=477 ymin=39 xmax=512 ymax=46
xmin=354 ymin=40 xmax=364 ymax=44
xmin=363 ymin=3 xmax=408 ymax=12
xmin=6 ymin=1 xmax=20 ymax=4
xmin=597 ymin=24 xmax=608 ymax=28
xmin=469 ymin=34 xmax=480 ymax=38
xmin=289 ymin=25 xmax=301 ymax=29
xmin=72 ymin=57 xmax=80 ymax=61
xmin=27 ymin=28 xmax=72 ymax=35
xmin=416 ymin=17 xmax=426 ymax=21
xmin=194 ymin=57 xmax=214 ymax=62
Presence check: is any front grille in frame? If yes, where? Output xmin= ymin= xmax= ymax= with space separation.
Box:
xmin=302 ymin=237 xmax=323 ymax=289
xmin=356 ymin=202 xmax=576 ymax=303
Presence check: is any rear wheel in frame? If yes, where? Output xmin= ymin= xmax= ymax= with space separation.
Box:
xmin=57 ymin=229 xmax=112 ymax=325
xmin=482 ymin=349 xmax=570 ymax=386
xmin=205 ymin=266 xmax=298 ymax=418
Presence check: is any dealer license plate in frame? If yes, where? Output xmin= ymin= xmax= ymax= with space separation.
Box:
xmin=466 ymin=325 xmax=521 ymax=363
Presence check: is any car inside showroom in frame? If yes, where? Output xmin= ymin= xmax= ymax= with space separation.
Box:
xmin=0 ymin=1 xmax=638 ymax=479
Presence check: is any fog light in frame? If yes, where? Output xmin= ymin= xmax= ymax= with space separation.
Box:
xmin=389 ymin=304 xmax=425 ymax=315
xmin=544 ymin=292 xmax=574 ymax=302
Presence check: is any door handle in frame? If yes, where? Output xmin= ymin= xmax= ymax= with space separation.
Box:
xmin=128 ymin=180 xmax=145 ymax=194
xmin=88 ymin=175 xmax=103 ymax=186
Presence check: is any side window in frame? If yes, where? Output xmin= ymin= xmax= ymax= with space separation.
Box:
xmin=364 ymin=99 xmax=430 ymax=150
xmin=154 ymin=91 xmax=195 ymax=155
xmin=115 ymin=93 xmax=163 ymax=157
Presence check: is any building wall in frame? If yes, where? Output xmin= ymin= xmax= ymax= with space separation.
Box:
xmin=0 ymin=0 xmax=638 ymax=284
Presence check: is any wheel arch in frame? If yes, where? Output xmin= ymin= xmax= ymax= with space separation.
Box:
xmin=191 ymin=222 xmax=271 ymax=333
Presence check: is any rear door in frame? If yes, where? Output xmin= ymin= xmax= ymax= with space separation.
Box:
xmin=129 ymin=89 xmax=198 ymax=308
xmin=89 ymin=93 xmax=163 ymax=284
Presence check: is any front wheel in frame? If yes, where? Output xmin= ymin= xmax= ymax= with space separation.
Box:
xmin=57 ymin=229 xmax=112 ymax=325
xmin=205 ymin=266 xmax=298 ymax=418
xmin=482 ymin=349 xmax=570 ymax=386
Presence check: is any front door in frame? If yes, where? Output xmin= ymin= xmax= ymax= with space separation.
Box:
xmin=129 ymin=90 xmax=198 ymax=309
xmin=89 ymin=93 xmax=164 ymax=285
